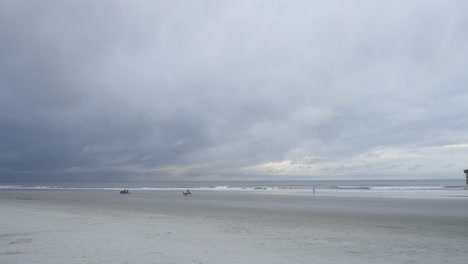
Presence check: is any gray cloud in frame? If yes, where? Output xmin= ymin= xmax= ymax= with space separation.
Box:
xmin=1 ymin=0 xmax=467 ymax=182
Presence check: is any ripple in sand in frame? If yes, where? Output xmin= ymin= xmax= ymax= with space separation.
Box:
xmin=0 ymin=251 xmax=22 ymax=255
xmin=9 ymin=238 xmax=32 ymax=244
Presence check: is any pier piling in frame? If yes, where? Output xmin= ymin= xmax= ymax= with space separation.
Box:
xmin=465 ymin=169 xmax=468 ymax=185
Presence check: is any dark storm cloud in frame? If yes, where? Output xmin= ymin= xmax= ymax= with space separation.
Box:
xmin=1 ymin=0 xmax=468 ymax=182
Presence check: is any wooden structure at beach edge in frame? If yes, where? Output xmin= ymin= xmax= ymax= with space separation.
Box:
xmin=465 ymin=169 xmax=468 ymax=185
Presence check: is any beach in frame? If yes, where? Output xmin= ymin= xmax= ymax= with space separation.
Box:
xmin=1 ymin=189 xmax=467 ymax=264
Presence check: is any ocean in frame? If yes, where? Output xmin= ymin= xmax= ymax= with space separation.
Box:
xmin=1 ymin=179 xmax=466 ymax=191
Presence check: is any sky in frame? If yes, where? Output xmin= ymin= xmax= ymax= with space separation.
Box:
xmin=1 ymin=0 xmax=467 ymax=183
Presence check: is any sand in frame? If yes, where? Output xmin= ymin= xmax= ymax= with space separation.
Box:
xmin=1 ymin=189 xmax=467 ymax=264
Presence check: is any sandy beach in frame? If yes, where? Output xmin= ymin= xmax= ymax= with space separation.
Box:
xmin=1 ymin=189 xmax=467 ymax=264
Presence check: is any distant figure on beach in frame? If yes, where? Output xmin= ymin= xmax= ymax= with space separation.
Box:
xmin=120 ymin=189 xmax=130 ymax=194
xmin=313 ymin=186 xmax=316 ymax=195
xmin=183 ymin=189 xmax=192 ymax=196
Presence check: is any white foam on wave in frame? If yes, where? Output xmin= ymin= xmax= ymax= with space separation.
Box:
xmin=1 ymin=184 xmax=466 ymax=194
xmin=139 ymin=186 xmax=262 ymax=191
xmin=336 ymin=186 xmax=370 ymax=190
xmin=0 ymin=185 xmax=59 ymax=189
xmin=370 ymin=186 xmax=468 ymax=190
xmin=0 ymin=185 xmax=24 ymax=189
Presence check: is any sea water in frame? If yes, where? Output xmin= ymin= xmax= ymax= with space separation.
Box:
xmin=1 ymin=179 xmax=466 ymax=192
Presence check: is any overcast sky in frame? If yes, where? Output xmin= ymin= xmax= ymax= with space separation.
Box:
xmin=1 ymin=0 xmax=467 ymax=182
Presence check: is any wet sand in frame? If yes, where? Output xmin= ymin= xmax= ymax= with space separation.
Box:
xmin=1 ymin=189 xmax=467 ymax=264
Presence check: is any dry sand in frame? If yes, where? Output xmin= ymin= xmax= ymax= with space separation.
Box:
xmin=1 ymin=189 xmax=467 ymax=264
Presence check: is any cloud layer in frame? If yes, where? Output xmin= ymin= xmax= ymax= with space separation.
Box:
xmin=1 ymin=1 xmax=467 ymax=182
